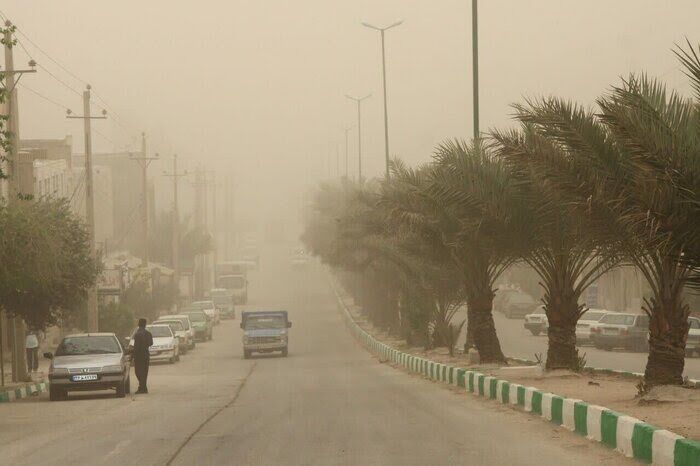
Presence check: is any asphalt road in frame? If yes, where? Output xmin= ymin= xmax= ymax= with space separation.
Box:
xmin=0 ymin=246 xmax=635 ymax=466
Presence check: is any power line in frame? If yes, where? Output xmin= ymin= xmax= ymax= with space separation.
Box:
xmin=18 ymin=83 xmax=70 ymax=111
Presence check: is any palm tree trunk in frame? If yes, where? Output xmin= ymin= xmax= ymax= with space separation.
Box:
xmin=644 ymin=300 xmax=688 ymax=387
xmin=544 ymin=286 xmax=580 ymax=370
xmin=466 ymin=291 xmax=506 ymax=363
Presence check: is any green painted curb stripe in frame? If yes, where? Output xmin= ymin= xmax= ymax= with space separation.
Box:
xmin=531 ymin=391 xmax=543 ymax=415
xmin=489 ymin=378 xmax=498 ymax=400
xmin=468 ymin=372 xmax=475 ymax=392
xmin=501 ymin=382 xmax=510 ymax=404
xmin=448 ymin=366 xmax=454 ymax=384
xmin=551 ymin=396 xmax=564 ymax=425
xmin=674 ymin=438 xmax=700 ymax=466
xmin=477 ymin=375 xmax=485 ymax=396
xmin=601 ymin=410 xmax=619 ymax=449
xmin=517 ymin=385 xmax=525 ymax=406
xmin=574 ymin=402 xmax=588 ymax=436
xmin=457 ymin=369 xmax=466 ymax=388
xmin=631 ymin=422 xmax=657 ymax=463
xmin=442 ymin=365 xmax=447 ymax=382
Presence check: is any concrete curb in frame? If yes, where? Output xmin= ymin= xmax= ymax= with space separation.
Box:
xmin=0 ymin=381 xmax=49 ymax=402
xmin=332 ymin=282 xmax=700 ymax=466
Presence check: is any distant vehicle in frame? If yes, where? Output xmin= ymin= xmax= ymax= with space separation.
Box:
xmin=493 ymin=286 xmax=522 ymax=313
xmin=129 ymin=324 xmax=179 ymax=364
xmin=241 ymin=311 xmax=292 ymax=359
xmin=216 ymin=261 xmax=249 ymax=278
xmin=575 ymin=309 xmax=611 ymax=345
xmin=182 ymin=310 xmax=213 ymax=341
xmin=591 ymin=313 xmax=649 ymax=351
xmin=191 ymin=300 xmax=220 ymax=324
xmin=686 ymin=317 xmax=700 ymax=357
xmin=239 ymin=246 xmax=260 ymax=270
xmin=523 ymin=307 xmax=548 ymax=335
xmin=44 ymin=333 xmax=131 ymax=401
xmin=502 ymin=292 xmax=538 ymax=319
xmin=291 ymin=249 xmax=310 ymax=267
xmin=158 ymin=314 xmax=196 ymax=350
xmin=152 ymin=318 xmax=191 ymax=354
xmin=209 ymin=288 xmax=236 ymax=319
xmin=218 ymin=274 xmax=248 ymax=304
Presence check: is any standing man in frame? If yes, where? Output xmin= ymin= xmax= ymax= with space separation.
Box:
xmin=25 ymin=330 xmax=39 ymax=374
xmin=132 ymin=318 xmax=153 ymax=394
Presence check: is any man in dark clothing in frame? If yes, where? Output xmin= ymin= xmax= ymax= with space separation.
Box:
xmin=131 ymin=318 xmax=153 ymax=394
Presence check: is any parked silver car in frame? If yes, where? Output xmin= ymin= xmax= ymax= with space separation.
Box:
xmin=159 ymin=314 xmax=196 ymax=350
xmin=45 ymin=333 xmax=131 ymax=401
xmin=575 ymin=309 xmax=611 ymax=345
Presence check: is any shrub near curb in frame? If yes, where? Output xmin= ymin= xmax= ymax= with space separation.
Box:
xmin=332 ymin=282 xmax=700 ymax=466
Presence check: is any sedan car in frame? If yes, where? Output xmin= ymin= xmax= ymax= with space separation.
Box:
xmin=687 ymin=317 xmax=700 ymax=357
xmin=591 ymin=313 xmax=649 ymax=351
xmin=502 ymin=292 xmax=538 ymax=319
xmin=524 ymin=307 xmax=548 ymax=335
xmin=159 ymin=314 xmax=196 ymax=350
xmin=191 ymin=300 xmax=220 ymax=324
xmin=182 ymin=310 xmax=213 ymax=341
xmin=152 ymin=319 xmax=190 ymax=354
xmin=575 ymin=309 xmax=611 ymax=345
xmin=44 ymin=333 xmax=131 ymax=401
xmin=129 ymin=324 xmax=180 ymax=363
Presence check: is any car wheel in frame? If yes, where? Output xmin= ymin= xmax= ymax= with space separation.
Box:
xmin=243 ymin=350 xmax=251 ymax=359
xmin=529 ymin=329 xmax=540 ymax=336
xmin=175 ymin=353 xmax=181 ymax=362
xmin=281 ymin=348 xmax=288 ymax=357
xmin=116 ymin=379 xmax=126 ymax=398
xmin=49 ymin=387 xmax=65 ymax=401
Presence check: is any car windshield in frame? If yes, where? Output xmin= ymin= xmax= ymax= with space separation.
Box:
xmin=148 ymin=326 xmax=173 ymax=337
xmin=690 ymin=319 xmax=700 ymax=330
xmin=219 ymin=276 xmax=245 ymax=288
xmin=508 ymin=294 xmax=534 ymax=304
xmin=581 ymin=311 xmax=607 ymax=321
xmin=245 ymin=315 xmax=287 ymax=330
xmin=56 ymin=335 xmax=121 ymax=356
xmin=185 ymin=312 xmax=208 ymax=322
xmin=600 ymin=314 xmax=636 ymax=325
xmin=155 ymin=320 xmax=184 ymax=332
xmin=212 ymin=296 xmax=231 ymax=306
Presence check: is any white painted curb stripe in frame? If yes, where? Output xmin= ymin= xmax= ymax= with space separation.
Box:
xmin=616 ymin=415 xmax=641 ymax=457
xmin=651 ymin=429 xmax=682 ymax=466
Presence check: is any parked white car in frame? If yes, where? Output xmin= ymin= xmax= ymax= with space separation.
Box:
xmin=158 ymin=314 xmax=196 ymax=350
xmin=129 ymin=324 xmax=180 ymax=364
xmin=575 ymin=309 xmax=612 ymax=345
xmin=687 ymin=317 xmax=700 ymax=357
xmin=191 ymin=300 xmax=220 ymax=325
xmin=152 ymin=319 xmax=191 ymax=354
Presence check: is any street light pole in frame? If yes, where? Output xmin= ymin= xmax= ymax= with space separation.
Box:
xmin=345 ymin=94 xmax=371 ymax=183
xmin=343 ymin=125 xmax=353 ymax=180
xmin=362 ymin=20 xmax=403 ymax=179
xmin=67 ymin=85 xmax=107 ymax=333
xmin=471 ymin=0 xmax=480 ymax=140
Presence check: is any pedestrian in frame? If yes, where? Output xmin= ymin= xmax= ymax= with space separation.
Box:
xmin=25 ymin=330 xmax=39 ymax=373
xmin=131 ymin=318 xmax=153 ymax=394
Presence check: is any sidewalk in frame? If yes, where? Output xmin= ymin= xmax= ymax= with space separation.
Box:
xmin=0 ymin=357 xmax=51 ymax=402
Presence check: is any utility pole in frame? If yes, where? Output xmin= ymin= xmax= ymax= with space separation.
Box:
xmin=129 ymin=133 xmax=158 ymax=267
xmin=163 ymin=154 xmax=188 ymax=293
xmin=3 ymin=20 xmax=36 ymax=383
xmin=210 ymin=171 xmax=217 ymax=266
xmin=345 ymin=94 xmax=371 ymax=184
xmin=343 ymin=125 xmax=353 ymax=180
xmin=472 ymin=0 xmax=480 ymax=140
xmin=67 ymin=85 xmax=107 ymax=333
xmin=362 ymin=20 xmax=403 ymax=179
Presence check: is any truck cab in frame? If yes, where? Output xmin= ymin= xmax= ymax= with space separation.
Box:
xmin=240 ymin=311 xmax=292 ymax=359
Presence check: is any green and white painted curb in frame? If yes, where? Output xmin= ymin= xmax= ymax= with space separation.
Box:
xmin=0 ymin=381 xmax=49 ymax=402
xmin=333 ymin=283 xmax=700 ymax=466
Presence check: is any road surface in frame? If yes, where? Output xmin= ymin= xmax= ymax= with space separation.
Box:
xmin=0 ymin=246 xmax=634 ymax=465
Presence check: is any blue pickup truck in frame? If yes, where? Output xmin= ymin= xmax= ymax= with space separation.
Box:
xmin=240 ymin=311 xmax=292 ymax=359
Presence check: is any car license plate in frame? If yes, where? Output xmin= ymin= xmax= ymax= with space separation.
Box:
xmin=71 ymin=374 xmax=98 ymax=382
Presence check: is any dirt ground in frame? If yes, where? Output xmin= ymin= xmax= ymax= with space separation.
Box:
xmin=344 ymin=302 xmax=700 ymax=440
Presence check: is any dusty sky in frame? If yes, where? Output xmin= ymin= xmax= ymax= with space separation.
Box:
xmin=3 ymin=0 xmax=699 ymax=228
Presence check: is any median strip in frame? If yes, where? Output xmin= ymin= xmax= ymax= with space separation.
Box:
xmin=0 ymin=382 xmax=49 ymax=402
xmin=332 ymin=280 xmax=700 ymax=466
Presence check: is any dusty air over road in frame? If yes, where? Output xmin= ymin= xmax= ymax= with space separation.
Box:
xmin=0 ymin=2 xmax=699 ymax=465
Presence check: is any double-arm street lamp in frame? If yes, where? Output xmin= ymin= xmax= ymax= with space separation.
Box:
xmin=362 ymin=20 xmax=403 ymax=179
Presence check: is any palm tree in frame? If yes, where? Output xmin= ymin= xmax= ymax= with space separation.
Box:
xmin=491 ymin=125 xmax=620 ymax=370
xmin=511 ymin=73 xmax=700 ymax=386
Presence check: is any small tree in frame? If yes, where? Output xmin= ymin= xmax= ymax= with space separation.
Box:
xmin=0 ymin=198 xmax=99 ymax=329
